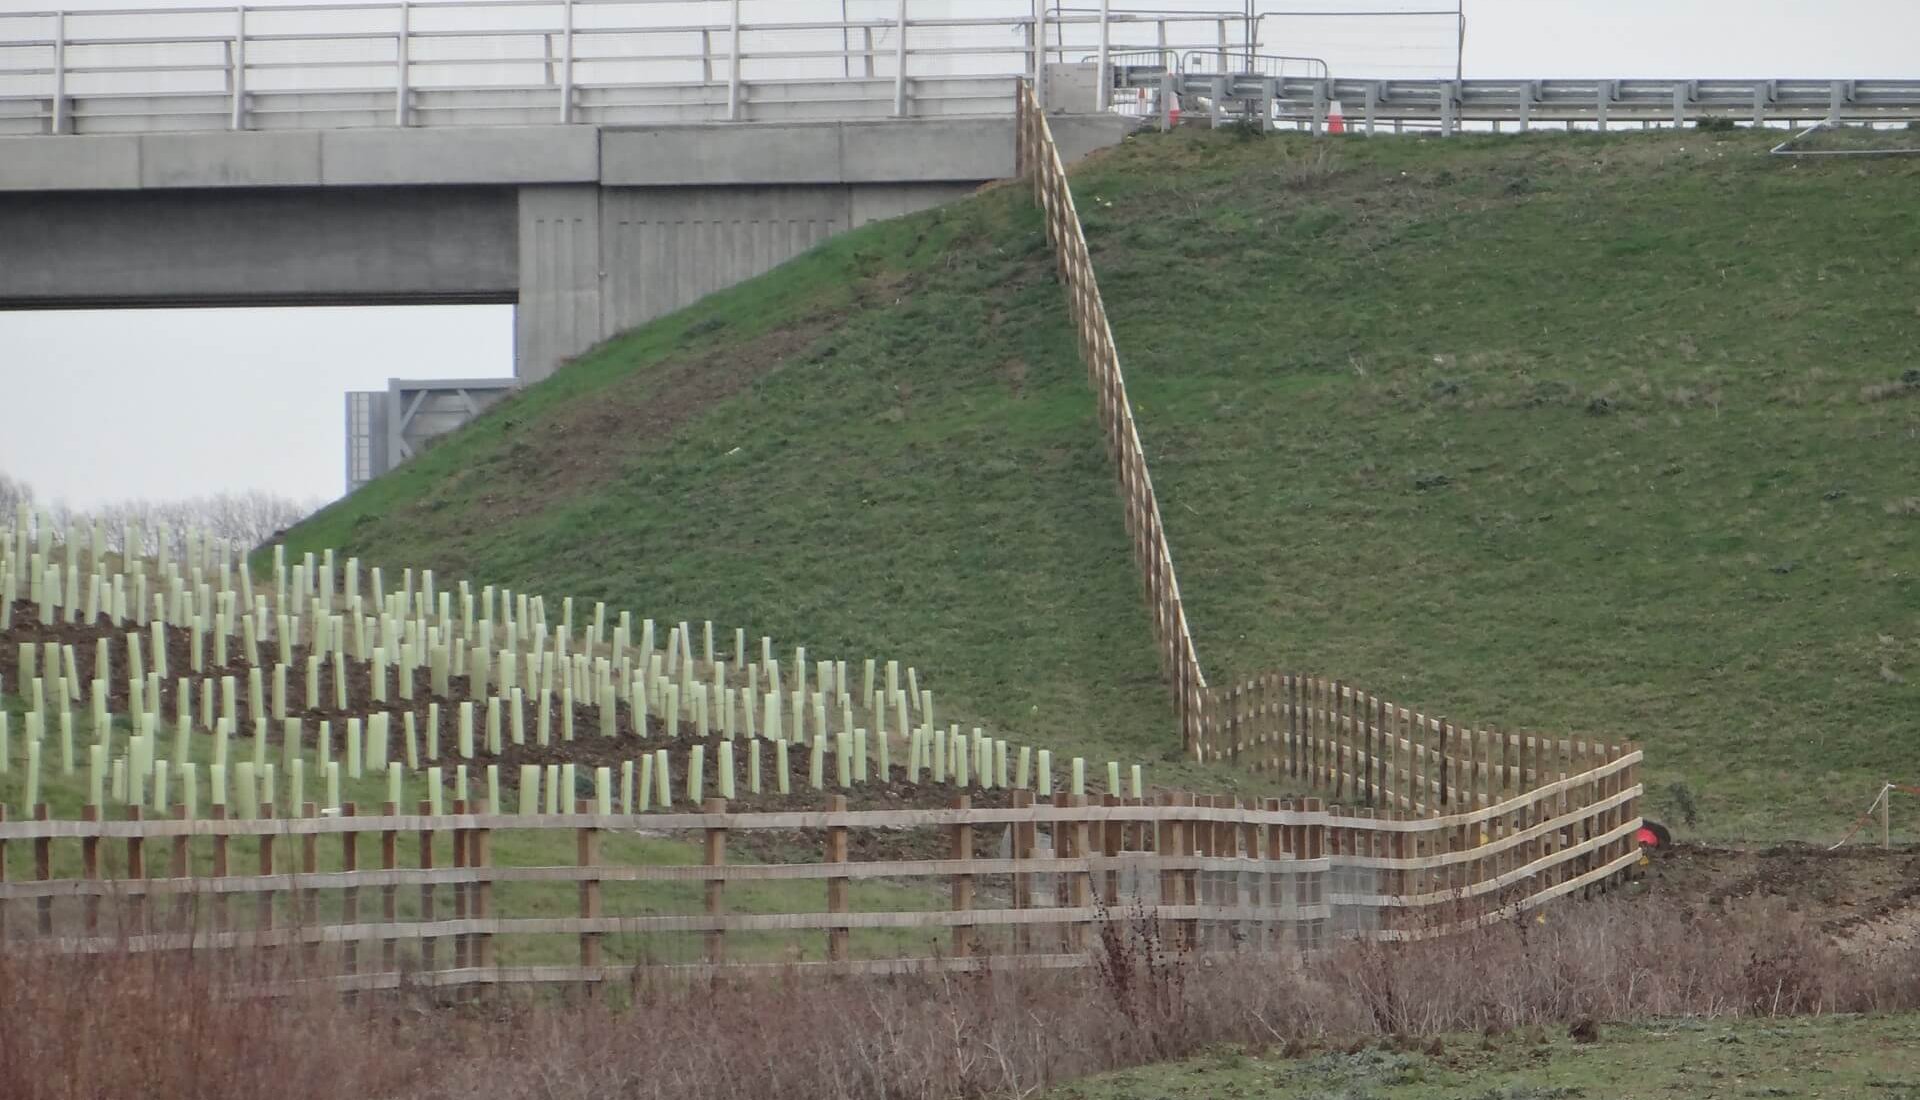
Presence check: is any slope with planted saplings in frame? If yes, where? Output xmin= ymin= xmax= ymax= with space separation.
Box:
xmin=287 ymin=124 xmax=1920 ymax=840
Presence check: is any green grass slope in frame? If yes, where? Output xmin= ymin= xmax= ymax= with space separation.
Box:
xmin=288 ymin=126 xmax=1920 ymax=838
xmin=1046 ymin=1014 xmax=1920 ymax=1100
xmin=290 ymin=189 xmax=1184 ymax=782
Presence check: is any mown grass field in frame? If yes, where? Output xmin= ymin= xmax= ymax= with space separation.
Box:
xmin=1048 ymin=1014 xmax=1920 ymax=1100
xmin=283 ymin=125 xmax=1920 ymax=840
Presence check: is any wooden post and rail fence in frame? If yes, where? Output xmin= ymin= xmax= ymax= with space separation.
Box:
xmin=1019 ymin=83 xmax=1592 ymax=796
xmin=0 ymin=736 xmax=1639 ymax=989
xmin=0 ymin=83 xmax=1647 ymax=988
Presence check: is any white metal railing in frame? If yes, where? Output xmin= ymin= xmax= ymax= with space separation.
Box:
xmin=3 ymin=3 xmax=1917 ymax=137
xmin=0 ymin=0 xmax=1255 ymax=133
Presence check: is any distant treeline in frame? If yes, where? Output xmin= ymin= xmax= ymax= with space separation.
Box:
xmin=0 ymin=472 xmax=323 ymax=556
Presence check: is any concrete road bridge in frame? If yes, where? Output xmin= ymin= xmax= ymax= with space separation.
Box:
xmin=4 ymin=1 xmax=1914 ymax=488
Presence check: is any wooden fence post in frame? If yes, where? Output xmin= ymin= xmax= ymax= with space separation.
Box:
xmin=1304 ymin=680 xmax=1319 ymax=789
xmin=951 ymin=794 xmax=973 ymax=958
xmin=1176 ymin=792 xmax=1199 ymax=952
xmin=1594 ymin=742 xmax=1615 ymax=895
xmin=1011 ymin=789 xmax=1033 ymax=955
xmin=451 ymin=798 xmax=468 ymax=971
xmin=1340 ymin=686 xmax=1356 ymax=801
xmin=1237 ymin=797 xmax=1258 ymax=945
xmin=34 ymin=803 xmax=53 ymax=936
xmin=170 ymin=804 xmax=190 ymax=933
xmin=1209 ymin=794 xmax=1231 ymax=949
xmin=1323 ymin=681 xmax=1337 ymax=792
xmin=1625 ymin=742 xmax=1641 ymax=870
xmin=339 ymin=803 xmax=358 ymax=979
xmin=257 ymin=802 xmax=277 ymax=971
xmin=1302 ymin=797 xmax=1324 ymax=953
xmin=826 ymin=793 xmax=848 ymax=963
xmin=1313 ymin=679 xmax=1328 ymax=790
xmin=472 ymin=800 xmax=495 ymax=974
xmin=1574 ymin=740 xmax=1592 ymax=892
xmin=119 ymin=804 xmax=140 ymax=937
xmin=1297 ymin=675 xmax=1311 ymax=782
xmin=576 ymin=797 xmax=599 ymax=995
xmin=1357 ymin=807 xmax=1380 ymax=938
xmin=704 ymin=796 xmax=727 ymax=965
xmin=380 ymin=801 xmax=399 ymax=978
xmin=1101 ymin=793 xmax=1123 ymax=909
xmin=0 ymin=806 xmax=9 ymax=941
xmin=1554 ymin=752 xmax=1571 ymax=890
xmin=1375 ymin=696 xmax=1389 ymax=807
xmin=81 ymin=804 xmax=100 ymax=934
xmin=1153 ymin=791 xmax=1176 ymax=949
xmin=301 ymin=801 xmax=319 ymax=972
xmin=1051 ymin=790 xmax=1074 ymax=950
xmin=212 ymin=803 xmax=231 ymax=946
xmin=1068 ymin=793 xmax=1091 ymax=952
xmin=1187 ymin=793 xmax=1207 ymax=947
xmin=1222 ymin=794 xmax=1241 ymax=947
xmin=1404 ymin=709 xmax=1419 ymax=815
xmin=1277 ymin=799 xmax=1296 ymax=952
xmin=1326 ymin=804 xmax=1345 ymax=940
xmin=1588 ymin=743 xmax=1608 ymax=884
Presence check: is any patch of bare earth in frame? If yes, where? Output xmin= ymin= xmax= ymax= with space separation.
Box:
xmin=431 ymin=313 xmax=848 ymax=527
xmin=1641 ymin=843 xmax=1920 ymax=955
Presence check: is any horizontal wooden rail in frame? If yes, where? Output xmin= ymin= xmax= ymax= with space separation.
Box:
xmin=1376 ymin=847 xmax=1647 ymax=942
xmin=0 ymin=852 xmax=1336 ymax=900
xmin=0 ymin=758 xmax=1636 ymax=840
xmin=296 ymin=953 xmax=1103 ymax=992
xmin=25 ymin=901 xmax=1341 ymax=957
xmin=0 ymin=751 xmax=1640 ymax=981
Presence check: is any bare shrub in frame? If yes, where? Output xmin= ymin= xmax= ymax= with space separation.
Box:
xmin=1274 ymin=145 xmax=1341 ymax=191
xmin=2 ymin=895 xmax=1915 ymax=1100
xmin=0 ymin=950 xmax=425 ymax=1100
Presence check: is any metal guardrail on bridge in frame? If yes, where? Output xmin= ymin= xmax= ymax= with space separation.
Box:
xmin=0 ymin=0 xmax=1253 ymax=134
xmin=2 ymin=2 xmax=1916 ymax=137
xmin=1109 ymin=71 xmax=1920 ymax=134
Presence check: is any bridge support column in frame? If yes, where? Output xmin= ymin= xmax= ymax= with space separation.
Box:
xmin=514 ymin=180 xmax=984 ymax=384
xmin=515 ymin=184 xmax=603 ymax=385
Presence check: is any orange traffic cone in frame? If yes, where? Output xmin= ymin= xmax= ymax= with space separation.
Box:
xmin=1327 ymin=98 xmax=1345 ymax=134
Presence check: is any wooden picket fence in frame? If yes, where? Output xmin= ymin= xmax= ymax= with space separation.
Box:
xmin=0 ymin=743 xmax=1640 ymax=989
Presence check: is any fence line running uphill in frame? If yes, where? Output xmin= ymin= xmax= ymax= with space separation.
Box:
xmin=1017 ymin=82 xmax=1210 ymax=753
xmin=1018 ymin=84 xmax=1622 ymax=810
xmin=0 ymin=746 xmax=1640 ymax=989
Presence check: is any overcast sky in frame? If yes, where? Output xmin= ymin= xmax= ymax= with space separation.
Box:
xmin=4 ymin=0 xmax=1917 ymax=509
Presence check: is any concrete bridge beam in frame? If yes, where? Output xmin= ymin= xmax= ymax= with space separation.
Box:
xmin=0 ymin=115 xmax=1131 ymax=380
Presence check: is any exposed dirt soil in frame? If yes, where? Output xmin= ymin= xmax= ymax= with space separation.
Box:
xmin=4 ymin=599 xmax=1030 ymax=863
xmin=22 ymin=602 xmax=1920 ymax=901
xmin=463 ymin=311 xmax=849 ymax=522
xmin=1639 ymin=842 xmax=1920 ymax=954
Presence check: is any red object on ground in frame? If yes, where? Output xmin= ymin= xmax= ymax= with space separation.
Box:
xmin=1636 ymin=826 xmax=1660 ymax=847
xmin=1327 ymin=99 xmax=1345 ymax=133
